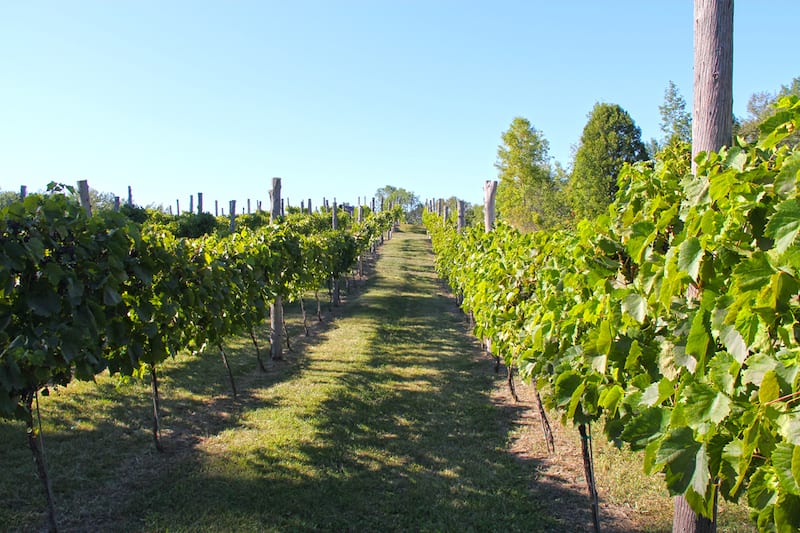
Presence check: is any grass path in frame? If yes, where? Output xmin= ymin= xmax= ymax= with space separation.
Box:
xmin=128 ymin=225 xmax=558 ymax=531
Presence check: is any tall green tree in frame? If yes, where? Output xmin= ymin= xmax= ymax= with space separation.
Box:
xmin=495 ymin=117 xmax=560 ymax=232
xmin=374 ymin=185 xmax=421 ymax=222
xmin=568 ymin=103 xmax=647 ymax=220
xmin=659 ymin=80 xmax=692 ymax=144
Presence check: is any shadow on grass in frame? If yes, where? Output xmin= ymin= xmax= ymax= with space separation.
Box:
xmin=116 ymin=230 xmax=630 ymax=532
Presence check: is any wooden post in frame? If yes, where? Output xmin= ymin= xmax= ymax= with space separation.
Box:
xmin=281 ymin=199 xmax=285 ymax=217
xmin=457 ymin=200 xmax=466 ymax=231
xmin=371 ymin=197 xmax=375 ymax=213
xmin=189 ymin=195 xmax=194 ymax=215
xmin=77 ymin=179 xmax=92 ymax=216
xmin=176 ymin=199 xmax=180 ymax=215
xmin=197 ymin=192 xmax=203 ymax=214
xmin=20 ymin=185 xmax=27 ymax=200
xmin=484 ymin=180 xmax=498 ymax=232
xmin=270 ymin=178 xmax=283 ymax=360
xmin=692 ymin=0 xmax=734 ymax=175
xmin=114 ymin=196 xmax=121 ymax=212
xmin=215 ymin=200 xmax=219 ymax=216
xmin=444 ymin=205 xmax=450 ymax=223
xmin=229 ymin=200 xmax=236 ymax=232
xmin=332 ymin=198 xmax=340 ymax=306
xmin=127 ymin=186 xmax=133 ymax=206
xmin=672 ymin=2 xmax=733 ymax=532
xmin=169 ymin=206 xmax=173 ymax=215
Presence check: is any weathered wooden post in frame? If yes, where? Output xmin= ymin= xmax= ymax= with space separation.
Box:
xmin=77 ymin=179 xmax=92 ymax=216
xmin=114 ymin=197 xmax=121 ymax=212
xmin=484 ymin=180 xmax=498 ymax=232
xmin=176 ymin=199 xmax=180 ymax=215
xmin=215 ymin=200 xmax=219 ymax=217
xmin=247 ymin=198 xmax=251 ymax=215
xmin=270 ymin=178 xmax=283 ymax=360
xmin=331 ymin=198 xmax=340 ymax=306
xmin=672 ymin=2 xmax=734 ymax=532
xmin=20 ymin=185 xmax=27 ymax=200
xmin=229 ymin=200 xmax=236 ymax=232
xmin=197 ymin=192 xmax=203 ymax=214
xmin=127 ymin=186 xmax=133 ymax=206
xmin=457 ymin=200 xmax=465 ymax=231
xmin=189 ymin=195 xmax=194 ymax=215
xmin=307 ymin=198 xmax=312 ymax=215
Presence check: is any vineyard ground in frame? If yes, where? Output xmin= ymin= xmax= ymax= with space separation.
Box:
xmin=1 ymin=225 xmax=753 ymax=532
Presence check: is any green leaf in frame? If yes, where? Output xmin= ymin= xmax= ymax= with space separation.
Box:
xmin=777 ymin=412 xmax=800 ymax=446
xmin=760 ymin=370 xmax=781 ymax=404
xmin=621 ymin=407 xmax=669 ymax=450
xmin=719 ymin=324 xmax=748 ymax=364
xmin=772 ymin=443 xmax=800 ymax=496
xmin=641 ymin=377 xmax=674 ymax=408
xmin=622 ymin=293 xmax=646 ymax=324
xmin=775 ymin=494 xmax=800 ymax=533
xmin=598 ymin=384 xmax=624 ymax=416
xmin=766 ymin=199 xmax=800 ymax=255
xmin=684 ymin=382 xmax=732 ymax=430
xmin=748 ymin=466 xmax=779 ymax=512
xmin=678 ymin=237 xmax=703 ymax=282
xmin=744 ymin=353 xmax=779 ymax=387
xmin=26 ymin=287 xmax=61 ymax=317
xmin=686 ymin=310 xmax=711 ymax=363
xmin=656 ymin=426 xmax=702 ymax=495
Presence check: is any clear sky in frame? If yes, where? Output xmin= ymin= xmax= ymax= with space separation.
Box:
xmin=1 ymin=1 xmax=796 ymax=211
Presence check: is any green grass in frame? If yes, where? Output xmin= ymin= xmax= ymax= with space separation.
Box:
xmin=0 ymin=225 xmax=756 ymax=532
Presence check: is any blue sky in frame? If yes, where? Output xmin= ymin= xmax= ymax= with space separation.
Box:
xmin=1 ymin=1 xmax=796 ymax=210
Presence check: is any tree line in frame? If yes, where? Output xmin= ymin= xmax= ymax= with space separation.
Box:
xmin=494 ymin=75 xmax=800 ymax=232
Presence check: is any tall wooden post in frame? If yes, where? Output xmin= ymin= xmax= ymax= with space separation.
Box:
xmin=457 ymin=200 xmax=465 ymax=231
xmin=127 ymin=185 xmax=133 ymax=206
xmin=20 ymin=185 xmax=27 ymax=200
xmin=247 ymin=198 xmax=251 ymax=214
xmin=331 ymin=199 xmax=340 ymax=306
xmin=308 ymin=198 xmax=312 ymax=214
xmin=229 ymin=201 xmax=236 ymax=232
xmin=673 ymin=1 xmax=734 ymax=532
xmin=270 ymin=178 xmax=283 ymax=360
xmin=484 ymin=180 xmax=498 ymax=232
xmin=77 ymin=179 xmax=92 ymax=216
xmin=692 ymin=0 xmax=734 ymax=175
xmin=189 ymin=195 xmax=194 ymax=215
xmin=114 ymin=197 xmax=121 ymax=212
xmin=215 ymin=200 xmax=219 ymax=217
xmin=197 ymin=192 xmax=203 ymax=214
xmin=176 ymin=199 xmax=180 ymax=215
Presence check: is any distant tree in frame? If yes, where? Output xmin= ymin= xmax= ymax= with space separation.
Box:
xmin=375 ymin=185 xmax=421 ymax=223
xmin=0 ymin=190 xmax=21 ymax=209
xmin=568 ymin=103 xmax=647 ymax=220
xmin=659 ymin=80 xmax=692 ymax=144
xmin=735 ymin=76 xmax=800 ymax=144
xmin=495 ymin=117 xmax=561 ymax=232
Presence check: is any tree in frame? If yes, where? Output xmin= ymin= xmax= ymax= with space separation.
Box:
xmin=736 ymin=76 xmax=800 ymax=144
xmin=494 ymin=117 xmax=560 ymax=232
xmin=567 ymin=103 xmax=647 ymax=220
xmin=374 ymin=185 xmax=421 ymax=223
xmin=659 ymin=80 xmax=692 ymax=144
